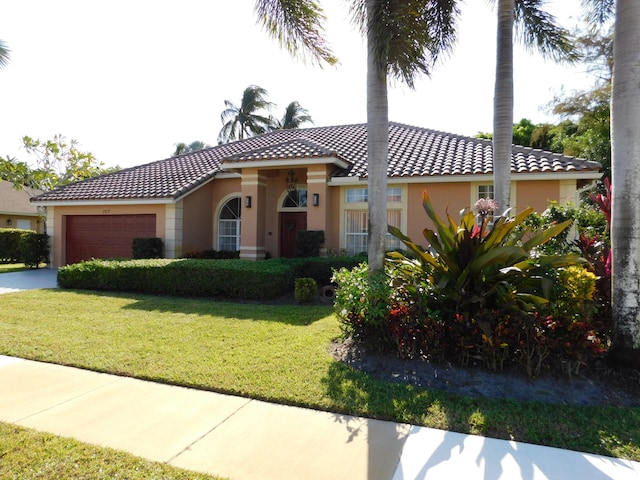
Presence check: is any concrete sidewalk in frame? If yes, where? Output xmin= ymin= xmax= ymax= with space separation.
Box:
xmin=0 ymin=356 xmax=638 ymax=480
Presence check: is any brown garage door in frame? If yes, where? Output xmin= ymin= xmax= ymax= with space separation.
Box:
xmin=65 ymin=214 xmax=156 ymax=264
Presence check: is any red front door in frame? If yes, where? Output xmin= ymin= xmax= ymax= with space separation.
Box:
xmin=280 ymin=212 xmax=307 ymax=258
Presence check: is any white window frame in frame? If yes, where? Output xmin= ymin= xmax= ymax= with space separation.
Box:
xmin=342 ymin=186 xmax=405 ymax=255
xmin=217 ymin=196 xmax=241 ymax=251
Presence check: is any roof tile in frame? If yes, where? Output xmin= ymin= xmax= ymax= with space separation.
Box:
xmin=32 ymin=122 xmax=601 ymax=203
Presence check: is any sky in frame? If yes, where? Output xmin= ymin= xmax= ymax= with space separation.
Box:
xmin=0 ymin=0 xmax=595 ymax=169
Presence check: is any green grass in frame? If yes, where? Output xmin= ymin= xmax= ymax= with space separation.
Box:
xmin=0 ymin=263 xmax=34 ymax=273
xmin=1 ymin=289 xmax=639 ymax=463
xmin=0 ymin=422 xmax=223 ymax=479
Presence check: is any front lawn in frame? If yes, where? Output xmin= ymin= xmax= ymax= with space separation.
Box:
xmin=1 ymin=289 xmax=638 ymax=462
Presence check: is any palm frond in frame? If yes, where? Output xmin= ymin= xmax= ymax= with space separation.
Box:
xmin=254 ymin=0 xmax=338 ymax=66
xmin=0 ymin=39 xmax=11 ymax=69
xmin=352 ymin=0 xmax=460 ymax=88
xmin=581 ymin=0 xmax=614 ymax=25
xmin=514 ymin=0 xmax=579 ymax=63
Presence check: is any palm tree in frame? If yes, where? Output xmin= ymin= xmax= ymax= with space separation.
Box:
xmin=256 ymin=0 xmax=459 ymax=273
xmin=217 ymin=85 xmax=276 ymax=144
xmin=0 ymin=39 xmax=11 ymax=69
xmin=582 ymin=0 xmax=640 ymax=367
xmin=172 ymin=140 xmax=211 ymax=157
xmin=491 ymin=0 xmax=577 ymax=215
xmin=352 ymin=0 xmax=460 ymax=273
xmin=275 ymin=101 xmax=314 ymax=129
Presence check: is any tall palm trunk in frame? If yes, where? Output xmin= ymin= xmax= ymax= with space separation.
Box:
xmin=366 ymin=0 xmax=388 ymax=275
xmin=493 ymin=0 xmax=515 ymax=215
xmin=609 ymin=0 xmax=640 ymax=367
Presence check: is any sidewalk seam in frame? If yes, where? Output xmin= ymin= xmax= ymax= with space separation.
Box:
xmin=165 ymin=397 xmax=254 ymax=464
xmin=12 ymin=375 xmax=126 ymax=423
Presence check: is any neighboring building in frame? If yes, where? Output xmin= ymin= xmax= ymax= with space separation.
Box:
xmin=31 ymin=122 xmax=601 ymax=268
xmin=0 ymin=180 xmax=43 ymax=233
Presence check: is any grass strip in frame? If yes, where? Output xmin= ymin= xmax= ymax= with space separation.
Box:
xmin=1 ymin=289 xmax=638 ymax=461
xmin=0 ymin=422 xmax=223 ymax=479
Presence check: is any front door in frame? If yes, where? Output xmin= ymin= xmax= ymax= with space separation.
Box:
xmin=280 ymin=212 xmax=307 ymax=258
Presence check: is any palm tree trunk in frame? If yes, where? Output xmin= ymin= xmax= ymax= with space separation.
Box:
xmin=493 ymin=0 xmax=514 ymax=215
xmin=609 ymin=0 xmax=640 ymax=368
xmin=366 ymin=0 xmax=388 ymax=275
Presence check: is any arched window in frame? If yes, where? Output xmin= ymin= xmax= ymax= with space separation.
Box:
xmin=218 ymin=197 xmax=241 ymax=251
xmin=282 ymin=188 xmax=307 ymax=208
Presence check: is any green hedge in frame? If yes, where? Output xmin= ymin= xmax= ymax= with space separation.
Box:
xmin=132 ymin=237 xmax=164 ymax=259
xmin=57 ymin=258 xmax=295 ymax=300
xmin=56 ymin=255 xmax=368 ymax=300
xmin=287 ymin=255 xmax=367 ymax=286
xmin=0 ymin=228 xmax=48 ymax=267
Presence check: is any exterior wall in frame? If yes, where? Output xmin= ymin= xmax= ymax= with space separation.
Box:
xmin=48 ymin=203 xmax=167 ymax=268
xmin=0 ymin=214 xmax=43 ymax=233
xmin=182 ymin=182 xmax=215 ymax=255
xmin=44 ymin=173 xmax=585 ymax=267
xmin=405 ymin=182 xmax=470 ymax=242
xmin=325 ymin=184 xmax=342 ymax=253
xmin=515 ymin=180 xmax=559 ymax=213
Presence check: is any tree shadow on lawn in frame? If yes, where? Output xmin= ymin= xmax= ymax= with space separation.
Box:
xmin=63 ymin=288 xmax=333 ymax=326
xmin=321 ymin=360 xmax=640 ymax=461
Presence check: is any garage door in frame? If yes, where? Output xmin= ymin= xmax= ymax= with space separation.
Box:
xmin=65 ymin=214 xmax=156 ymax=264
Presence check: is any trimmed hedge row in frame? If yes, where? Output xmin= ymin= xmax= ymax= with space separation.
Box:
xmin=57 ymin=259 xmax=295 ymax=300
xmin=0 ymin=228 xmax=48 ymax=267
xmin=56 ymin=255 xmax=367 ymax=300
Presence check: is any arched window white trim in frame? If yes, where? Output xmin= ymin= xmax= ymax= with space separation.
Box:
xmin=216 ymin=195 xmax=241 ymax=251
xmin=277 ymin=186 xmax=308 ymax=212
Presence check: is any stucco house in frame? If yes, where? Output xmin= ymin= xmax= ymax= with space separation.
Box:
xmin=31 ymin=122 xmax=601 ymax=268
xmin=0 ymin=180 xmax=44 ymax=233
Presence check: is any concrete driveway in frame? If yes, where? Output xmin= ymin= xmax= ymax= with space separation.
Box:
xmin=0 ymin=268 xmax=58 ymax=294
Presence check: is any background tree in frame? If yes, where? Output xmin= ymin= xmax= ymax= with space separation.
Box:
xmin=0 ymin=39 xmax=10 ymax=69
xmin=217 ymin=85 xmax=275 ymax=144
xmin=0 ymin=135 xmax=114 ymax=192
xmin=548 ymin=28 xmax=612 ymax=178
xmin=491 ymin=0 xmax=577 ymax=216
xmin=172 ymin=140 xmax=212 ymax=157
xmin=274 ymin=101 xmax=314 ymax=129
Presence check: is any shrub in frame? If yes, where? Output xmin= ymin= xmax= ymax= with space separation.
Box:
xmin=0 ymin=228 xmax=26 ymax=263
xmin=132 ymin=237 xmax=164 ymax=259
xmin=388 ymin=190 xmax=580 ymax=326
xmin=294 ymin=277 xmax=318 ymax=303
xmin=20 ymin=233 xmax=49 ymax=268
xmin=0 ymin=229 xmax=48 ymax=267
xmin=289 ymin=254 xmax=366 ymax=286
xmin=295 ymin=230 xmax=325 ymax=257
xmin=333 ymin=263 xmax=394 ymax=352
xmin=182 ymin=249 xmax=240 ymax=259
xmin=58 ymin=258 xmax=294 ymax=300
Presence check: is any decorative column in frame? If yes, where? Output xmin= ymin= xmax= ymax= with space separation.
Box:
xmin=240 ymin=168 xmax=267 ymax=260
xmin=306 ymin=165 xmax=330 ymax=256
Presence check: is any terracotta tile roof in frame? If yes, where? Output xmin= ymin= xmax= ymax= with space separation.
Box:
xmin=225 ymin=138 xmax=346 ymax=163
xmin=32 ymin=122 xmax=601 ymax=203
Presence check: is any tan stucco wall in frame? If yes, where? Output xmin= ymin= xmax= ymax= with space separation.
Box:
xmin=49 ymin=204 xmax=167 ymax=268
xmin=515 ymin=180 xmax=559 ymax=213
xmin=182 ymin=182 xmax=215 ymax=255
xmin=0 ymin=215 xmax=43 ymax=233
xmin=405 ymin=183 xmax=471 ymax=242
xmin=45 ymin=173 xmax=586 ymax=267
